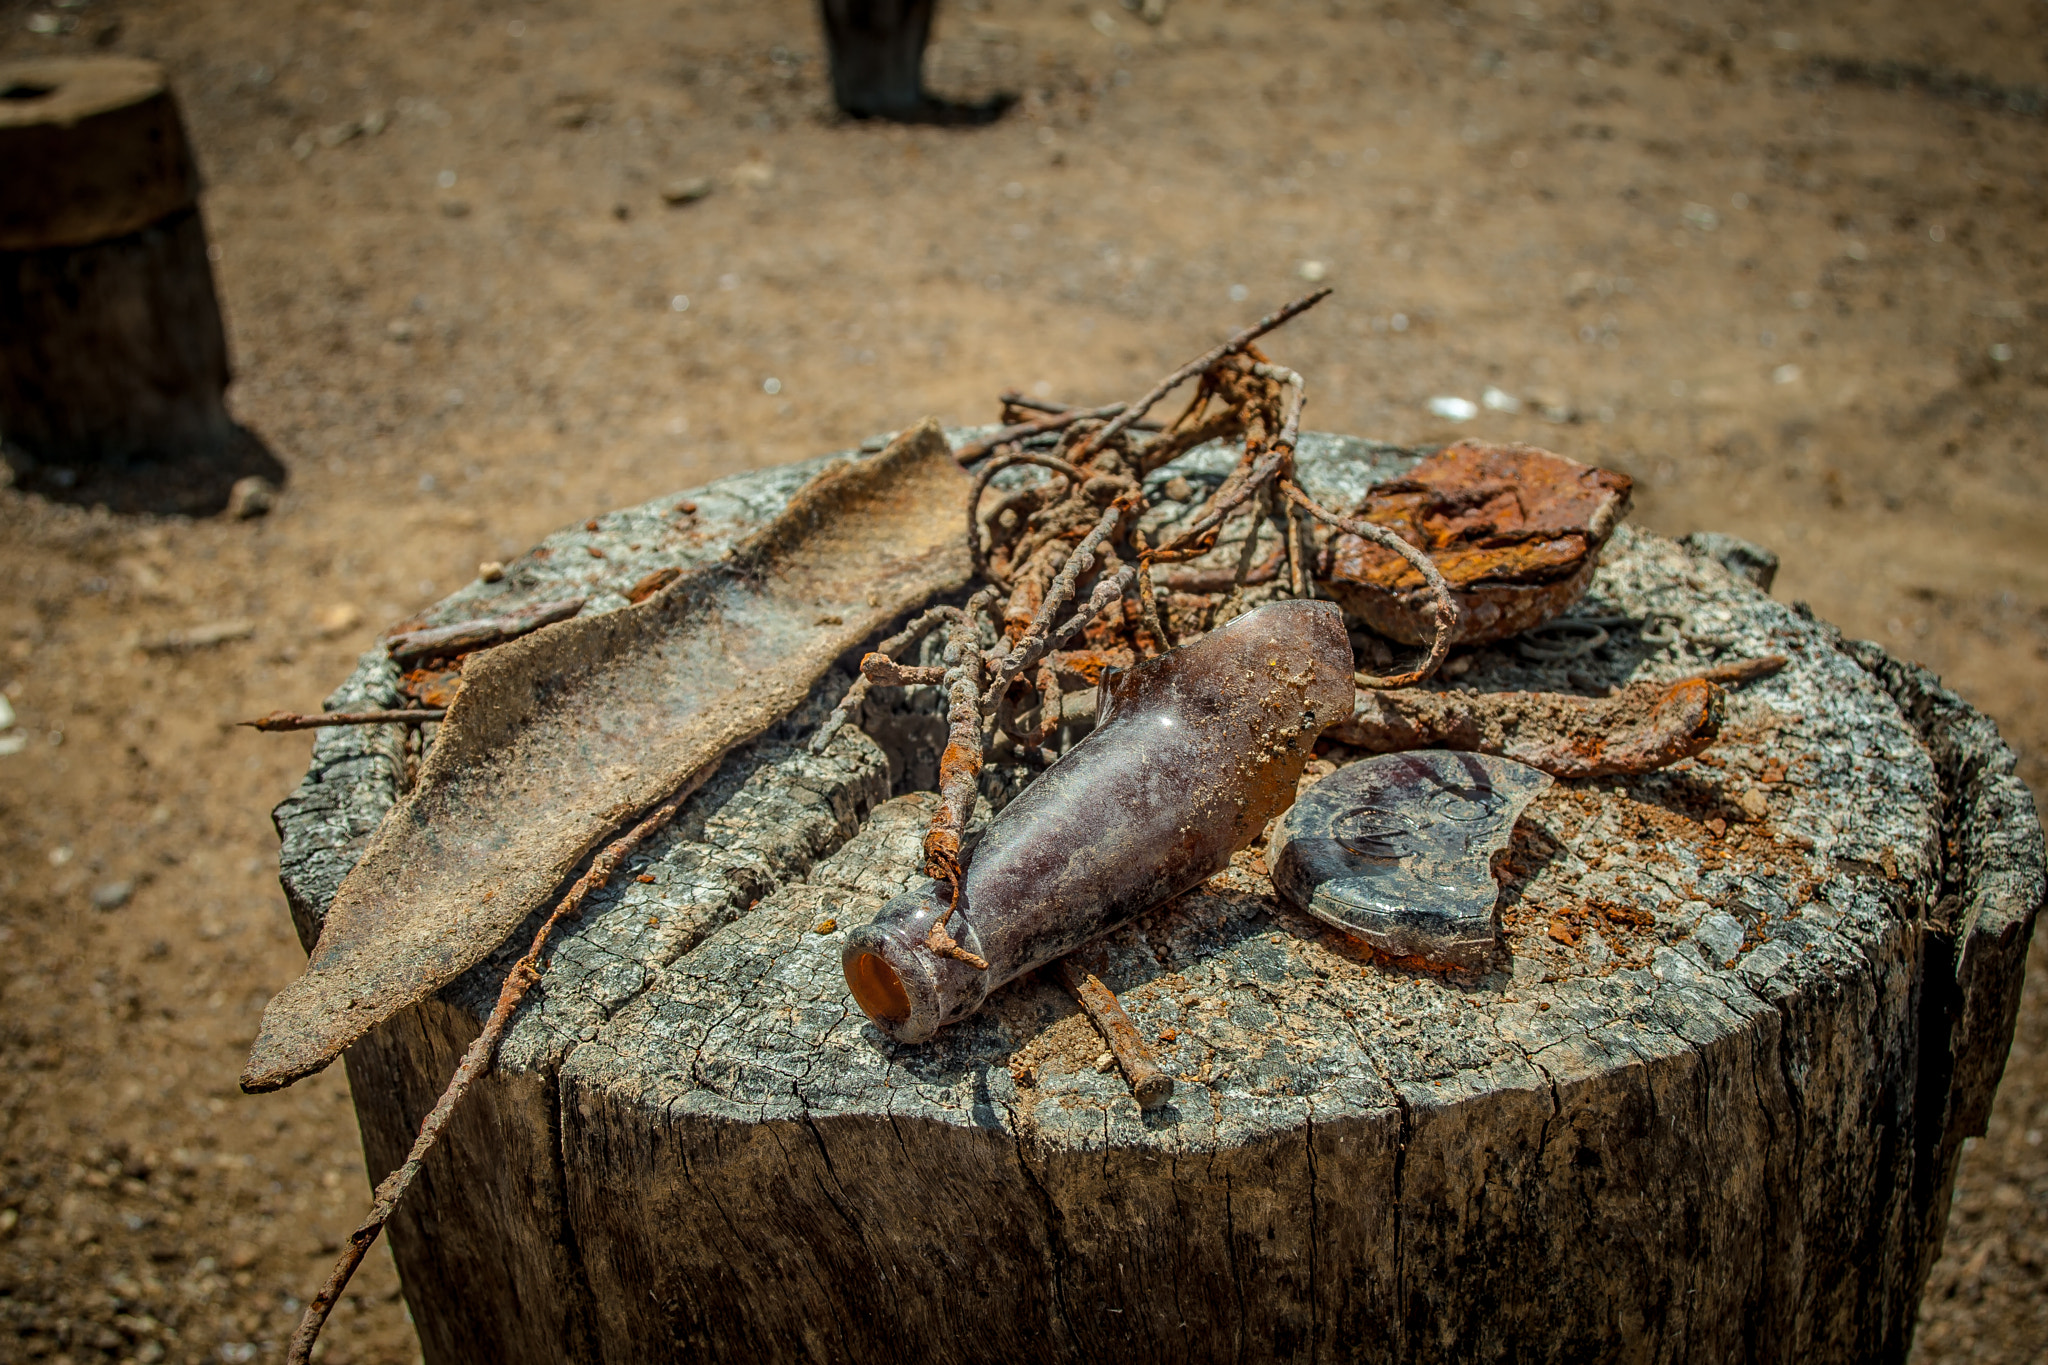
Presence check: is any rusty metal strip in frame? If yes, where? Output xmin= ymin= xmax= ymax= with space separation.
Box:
xmin=241 ymin=419 xmax=973 ymax=1093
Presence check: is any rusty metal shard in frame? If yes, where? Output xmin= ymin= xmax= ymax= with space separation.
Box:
xmin=1329 ymin=675 xmax=1727 ymax=778
xmin=1324 ymin=441 xmax=1633 ymax=645
xmin=241 ymin=419 xmax=972 ymax=1093
xmin=1271 ymin=750 xmax=1552 ymax=970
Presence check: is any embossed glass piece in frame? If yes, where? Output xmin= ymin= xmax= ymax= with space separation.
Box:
xmin=1270 ymin=750 xmax=1552 ymax=970
xmin=845 ymin=599 xmax=1356 ymax=1042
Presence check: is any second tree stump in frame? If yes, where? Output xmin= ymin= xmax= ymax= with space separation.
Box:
xmin=0 ymin=56 xmax=232 ymax=471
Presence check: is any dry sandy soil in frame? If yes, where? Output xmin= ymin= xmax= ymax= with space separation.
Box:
xmin=1 ymin=0 xmax=2044 ymax=1361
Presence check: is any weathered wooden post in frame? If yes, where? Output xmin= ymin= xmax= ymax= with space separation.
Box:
xmin=818 ymin=0 xmax=935 ymax=118
xmin=816 ymin=0 xmax=1010 ymax=123
xmin=0 ymin=56 xmax=232 ymax=472
xmin=263 ymin=431 xmax=2044 ymax=1363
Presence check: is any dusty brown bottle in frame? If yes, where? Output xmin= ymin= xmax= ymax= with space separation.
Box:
xmin=844 ymin=598 xmax=1356 ymax=1042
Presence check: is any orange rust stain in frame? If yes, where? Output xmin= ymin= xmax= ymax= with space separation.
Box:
xmin=1054 ymin=648 xmax=1130 ymax=686
xmin=626 ymin=567 xmax=682 ymax=603
xmin=937 ymin=741 xmax=980 ymax=787
xmin=400 ymin=667 xmax=464 ymax=708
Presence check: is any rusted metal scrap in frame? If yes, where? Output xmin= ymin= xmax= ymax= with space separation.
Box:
xmin=1324 ymin=441 xmax=1632 ymax=645
xmin=240 ymin=419 xmax=973 ymax=1094
xmin=1326 ymin=662 xmax=1786 ymax=778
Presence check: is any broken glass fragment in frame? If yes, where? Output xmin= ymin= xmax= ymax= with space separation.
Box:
xmin=1270 ymin=750 xmax=1552 ymax=970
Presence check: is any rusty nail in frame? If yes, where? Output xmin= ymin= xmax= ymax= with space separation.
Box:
xmin=1056 ymin=960 xmax=1173 ymax=1110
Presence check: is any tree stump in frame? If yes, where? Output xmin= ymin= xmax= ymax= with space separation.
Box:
xmin=0 ymin=57 xmax=232 ymax=471
xmin=273 ymin=433 xmax=2044 ymax=1364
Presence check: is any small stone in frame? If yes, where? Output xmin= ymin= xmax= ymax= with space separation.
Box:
xmin=814 ymin=918 xmax=837 ymax=934
xmin=314 ymin=603 xmax=363 ymax=638
xmin=477 ymin=561 xmax=505 ymax=583
xmin=1094 ymin=1052 xmax=1115 ymax=1073
xmin=91 ymin=880 xmax=134 ymax=911
xmin=1426 ymin=395 xmax=1478 ymax=422
xmin=661 ymin=176 xmax=714 ymax=206
xmin=1160 ymin=475 xmax=1194 ymax=502
xmin=225 ymin=476 xmax=275 ymax=520
xmin=1738 ymin=789 xmax=1770 ymax=821
xmin=0 ymin=694 xmax=13 ymax=730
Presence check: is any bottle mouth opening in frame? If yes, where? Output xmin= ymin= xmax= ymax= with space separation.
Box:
xmin=846 ymin=951 xmax=911 ymax=1025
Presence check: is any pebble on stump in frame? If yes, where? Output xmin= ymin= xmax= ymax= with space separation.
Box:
xmin=0 ymin=56 xmax=232 ymax=468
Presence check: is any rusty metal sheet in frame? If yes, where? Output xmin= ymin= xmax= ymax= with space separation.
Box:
xmin=240 ymin=419 xmax=973 ymax=1093
xmin=1324 ymin=440 xmax=1632 ymax=645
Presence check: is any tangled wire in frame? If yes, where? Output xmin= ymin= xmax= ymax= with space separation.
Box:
xmin=812 ymin=289 xmax=1461 ymax=970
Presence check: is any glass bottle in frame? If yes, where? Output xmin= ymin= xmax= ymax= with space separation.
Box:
xmin=844 ymin=598 xmax=1356 ymax=1042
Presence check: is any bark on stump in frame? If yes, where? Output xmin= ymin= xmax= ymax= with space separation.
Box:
xmin=272 ymin=433 xmax=2045 ymax=1364
xmin=0 ymin=57 xmax=232 ymax=469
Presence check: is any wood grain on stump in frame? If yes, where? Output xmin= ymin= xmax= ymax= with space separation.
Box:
xmin=272 ymin=434 xmax=2044 ymax=1364
xmin=0 ymin=57 xmax=231 ymax=468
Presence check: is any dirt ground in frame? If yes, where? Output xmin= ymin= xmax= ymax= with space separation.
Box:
xmin=1 ymin=0 xmax=2043 ymax=1361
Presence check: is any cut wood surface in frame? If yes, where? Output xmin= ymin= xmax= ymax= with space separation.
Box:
xmin=270 ymin=432 xmax=2044 ymax=1364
